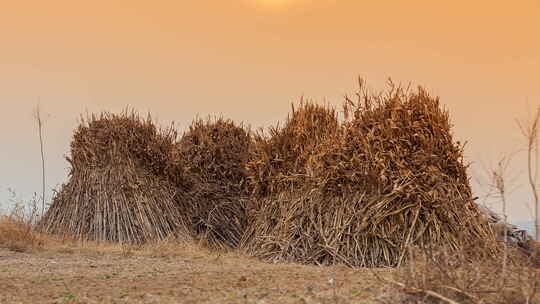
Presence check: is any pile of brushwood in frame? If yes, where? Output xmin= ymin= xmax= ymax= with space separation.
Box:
xmin=246 ymin=101 xmax=340 ymax=197
xmin=39 ymin=112 xmax=252 ymax=248
xmin=40 ymin=80 xmax=504 ymax=267
xmin=241 ymin=82 xmax=498 ymax=267
xmin=177 ymin=117 xmax=252 ymax=249
xmin=39 ymin=111 xmax=191 ymax=243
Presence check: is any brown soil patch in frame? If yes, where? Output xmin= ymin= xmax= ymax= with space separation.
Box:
xmin=0 ymin=244 xmax=391 ymax=304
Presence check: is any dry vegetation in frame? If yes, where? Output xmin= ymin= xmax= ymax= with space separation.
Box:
xmin=245 ymin=101 xmax=340 ymax=197
xmin=177 ymin=117 xmax=252 ymax=249
xmin=2 ymin=213 xmax=539 ymax=303
xmin=379 ymin=245 xmax=540 ymax=304
xmin=38 ymin=112 xmax=192 ymax=243
xmin=242 ymin=82 xmax=497 ymax=267
xmin=2 ymin=79 xmax=540 ymax=303
xmin=0 ymin=214 xmax=42 ymax=253
xmin=0 ymin=196 xmax=45 ymax=252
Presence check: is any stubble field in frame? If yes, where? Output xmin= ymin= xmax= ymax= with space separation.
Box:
xmin=0 ymin=243 xmax=391 ymax=304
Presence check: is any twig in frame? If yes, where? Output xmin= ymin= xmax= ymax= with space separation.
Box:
xmin=385 ymin=278 xmax=462 ymax=304
xmin=398 ymin=206 xmax=420 ymax=267
xmin=441 ymin=285 xmax=479 ymax=302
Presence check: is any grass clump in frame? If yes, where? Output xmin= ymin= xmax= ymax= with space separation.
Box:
xmin=0 ymin=216 xmax=41 ymax=252
xmin=378 ymin=245 xmax=540 ymax=304
xmin=0 ymin=196 xmax=45 ymax=252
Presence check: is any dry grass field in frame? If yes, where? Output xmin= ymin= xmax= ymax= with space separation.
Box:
xmin=0 ymin=231 xmax=391 ymax=304
xmin=1 ymin=213 xmax=540 ymax=304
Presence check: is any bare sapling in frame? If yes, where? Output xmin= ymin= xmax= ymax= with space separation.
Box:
xmin=517 ymin=106 xmax=540 ymax=241
xmin=33 ymin=104 xmax=46 ymax=218
xmin=487 ymin=155 xmax=513 ymax=279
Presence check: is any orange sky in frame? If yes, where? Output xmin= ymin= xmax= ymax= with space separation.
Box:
xmin=1 ymin=1 xmax=539 ymax=226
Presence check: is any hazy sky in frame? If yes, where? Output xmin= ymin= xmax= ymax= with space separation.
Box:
xmin=1 ymin=1 xmax=539 ymax=225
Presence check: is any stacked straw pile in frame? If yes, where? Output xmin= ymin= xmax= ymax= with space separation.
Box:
xmin=38 ymin=79 xmax=499 ymax=265
xmin=241 ymin=83 xmax=497 ymax=267
xmin=39 ymin=111 xmax=191 ymax=243
xmin=177 ymin=117 xmax=252 ymax=249
xmin=247 ymin=102 xmax=339 ymax=197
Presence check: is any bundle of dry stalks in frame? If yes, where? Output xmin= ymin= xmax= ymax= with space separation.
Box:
xmin=177 ymin=117 xmax=252 ymax=249
xmin=242 ymin=81 xmax=498 ymax=267
xmin=39 ymin=111 xmax=192 ymax=243
xmin=68 ymin=111 xmax=188 ymax=189
xmin=246 ymin=101 xmax=339 ymax=197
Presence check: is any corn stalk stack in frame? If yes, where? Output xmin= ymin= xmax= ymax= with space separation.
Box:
xmin=39 ymin=111 xmax=192 ymax=243
xmin=177 ymin=117 xmax=252 ymax=249
xmin=241 ymin=82 xmax=498 ymax=267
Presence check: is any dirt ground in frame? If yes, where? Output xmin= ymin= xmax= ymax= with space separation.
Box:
xmin=0 ymin=244 xmax=393 ymax=304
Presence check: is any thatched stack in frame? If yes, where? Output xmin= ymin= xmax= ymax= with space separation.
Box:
xmin=177 ymin=117 xmax=252 ymax=249
xmin=39 ymin=111 xmax=191 ymax=243
xmin=247 ymin=102 xmax=339 ymax=197
xmin=241 ymin=83 xmax=498 ymax=267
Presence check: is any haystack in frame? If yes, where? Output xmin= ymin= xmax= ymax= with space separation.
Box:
xmin=247 ymin=101 xmax=339 ymax=197
xmin=242 ymin=83 xmax=498 ymax=267
xmin=177 ymin=117 xmax=251 ymax=249
xmin=39 ymin=111 xmax=191 ymax=243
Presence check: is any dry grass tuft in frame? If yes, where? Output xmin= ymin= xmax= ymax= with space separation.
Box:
xmin=378 ymin=245 xmax=540 ymax=304
xmin=0 ymin=216 xmax=42 ymax=252
xmin=0 ymin=198 xmax=48 ymax=252
xmin=242 ymin=81 xmax=498 ymax=267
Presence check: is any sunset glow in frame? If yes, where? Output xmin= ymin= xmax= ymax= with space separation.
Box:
xmin=250 ymin=0 xmax=292 ymax=8
xmin=0 ymin=0 xmax=539 ymax=228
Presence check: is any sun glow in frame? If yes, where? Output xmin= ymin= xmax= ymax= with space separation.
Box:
xmin=250 ymin=0 xmax=292 ymax=9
